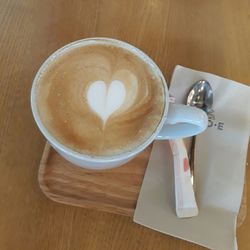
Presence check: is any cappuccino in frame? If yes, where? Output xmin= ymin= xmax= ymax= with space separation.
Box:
xmin=36 ymin=41 xmax=165 ymax=156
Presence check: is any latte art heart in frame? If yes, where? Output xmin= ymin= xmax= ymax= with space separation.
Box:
xmin=87 ymin=80 xmax=126 ymax=124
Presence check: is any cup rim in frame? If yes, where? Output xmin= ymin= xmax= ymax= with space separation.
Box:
xmin=31 ymin=37 xmax=169 ymax=163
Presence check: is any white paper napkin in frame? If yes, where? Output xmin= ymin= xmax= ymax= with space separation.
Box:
xmin=134 ymin=65 xmax=250 ymax=250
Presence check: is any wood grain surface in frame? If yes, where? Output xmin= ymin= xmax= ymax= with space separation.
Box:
xmin=38 ymin=143 xmax=152 ymax=217
xmin=0 ymin=0 xmax=250 ymax=250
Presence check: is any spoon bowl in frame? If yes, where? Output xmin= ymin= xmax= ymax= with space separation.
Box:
xmin=187 ymin=80 xmax=213 ymax=112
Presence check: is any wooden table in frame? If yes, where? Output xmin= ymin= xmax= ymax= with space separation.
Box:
xmin=0 ymin=0 xmax=249 ymax=249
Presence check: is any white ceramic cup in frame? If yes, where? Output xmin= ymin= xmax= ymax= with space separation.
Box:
xmin=31 ymin=38 xmax=207 ymax=170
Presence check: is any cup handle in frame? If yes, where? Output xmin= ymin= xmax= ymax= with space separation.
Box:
xmin=156 ymin=103 xmax=208 ymax=140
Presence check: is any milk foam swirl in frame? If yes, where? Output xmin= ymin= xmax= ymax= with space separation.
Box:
xmin=36 ymin=44 xmax=165 ymax=156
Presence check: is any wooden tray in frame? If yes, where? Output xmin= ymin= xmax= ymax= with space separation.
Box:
xmin=38 ymin=142 xmax=247 ymax=227
xmin=39 ymin=142 xmax=152 ymax=216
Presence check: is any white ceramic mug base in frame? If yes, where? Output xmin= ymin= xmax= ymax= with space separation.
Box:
xmin=31 ymin=38 xmax=208 ymax=170
xmin=50 ymin=141 xmax=135 ymax=170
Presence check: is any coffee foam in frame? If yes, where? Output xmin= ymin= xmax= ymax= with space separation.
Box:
xmin=36 ymin=43 xmax=165 ymax=156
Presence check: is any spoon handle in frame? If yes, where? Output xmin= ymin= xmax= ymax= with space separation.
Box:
xmin=189 ymin=137 xmax=196 ymax=186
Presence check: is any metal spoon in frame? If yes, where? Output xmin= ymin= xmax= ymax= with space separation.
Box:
xmin=186 ymin=80 xmax=213 ymax=184
xmin=187 ymin=80 xmax=213 ymax=112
